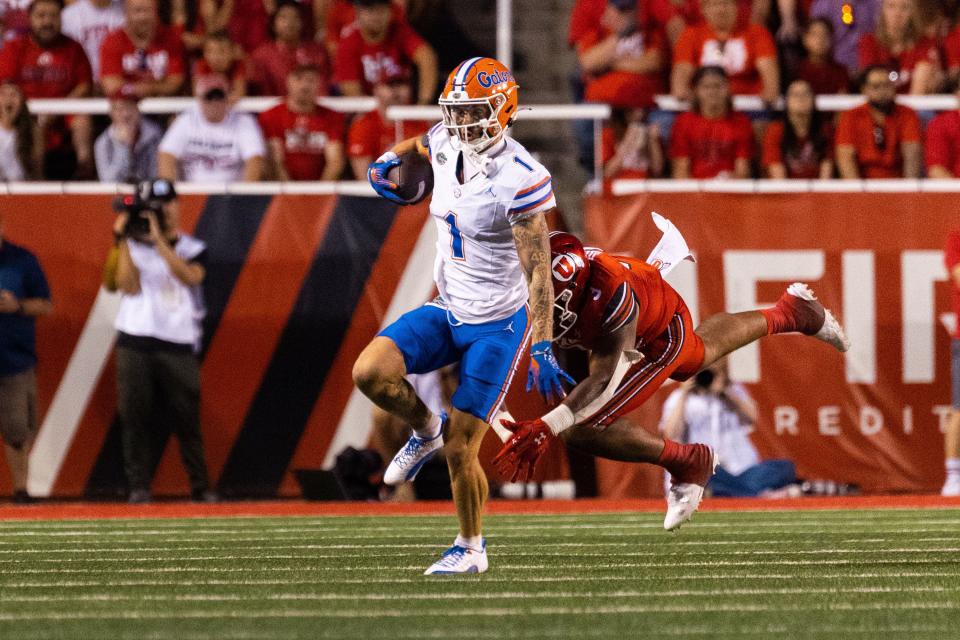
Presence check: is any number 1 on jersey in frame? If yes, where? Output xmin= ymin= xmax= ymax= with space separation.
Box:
xmin=444 ymin=211 xmax=466 ymax=261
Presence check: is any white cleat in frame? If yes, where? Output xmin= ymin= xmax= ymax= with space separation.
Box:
xmin=383 ymin=413 xmax=446 ymax=486
xmin=664 ymin=447 xmax=718 ymax=531
xmin=785 ymin=283 xmax=851 ymax=353
xmin=424 ymin=540 xmax=488 ymax=575
xmin=942 ymin=476 xmax=960 ymax=497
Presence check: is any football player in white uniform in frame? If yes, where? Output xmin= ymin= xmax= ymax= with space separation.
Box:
xmin=354 ymin=56 xmax=572 ymax=574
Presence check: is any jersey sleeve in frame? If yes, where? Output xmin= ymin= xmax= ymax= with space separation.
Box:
xmin=599 ymin=281 xmax=637 ymax=335
xmin=24 ymin=253 xmax=51 ymax=301
xmin=900 ymin=107 xmax=921 ymax=143
xmin=761 ymin=120 xmax=784 ymax=169
xmin=834 ymin=110 xmax=855 ymax=146
xmin=750 ymin=24 xmax=776 ymax=60
xmin=333 ymin=30 xmax=362 ymax=84
xmin=257 ymin=107 xmax=280 ymax=140
xmin=507 ymin=163 xmax=555 ymax=224
xmin=395 ymin=19 xmax=426 ymax=58
xmin=347 ymin=114 xmax=376 ymax=158
xmin=98 ymin=31 xmax=123 ymax=78
xmin=924 ymin=114 xmax=952 ymax=172
xmin=0 ymin=39 xmax=19 ymax=82
xmin=237 ymin=114 xmax=267 ymax=159
xmin=673 ymin=26 xmax=698 ymax=66
xmin=669 ymin=113 xmax=692 ymax=159
xmin=158 ymin=113 xmax=189 ymax=156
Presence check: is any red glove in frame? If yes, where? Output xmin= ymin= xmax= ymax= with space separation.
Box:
xmin=493 ymin=418 xmax=553 ymax=483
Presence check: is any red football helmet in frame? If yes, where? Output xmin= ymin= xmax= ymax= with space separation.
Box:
xmin=549 ymin=231 xmax=591 ymax=341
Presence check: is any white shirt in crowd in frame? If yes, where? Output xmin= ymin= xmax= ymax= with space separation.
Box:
xmin=660 ymin=383 xmax=760 ymax=475
xmin=0 ymin=128 xmax=25 ymax=180
xmin=61 ymin=0 xmax=125 ymax=80
xmin=114 ymin=234 xmax=206 ymax=350
xmin=158 ymin=104 xmax=265 ymax=183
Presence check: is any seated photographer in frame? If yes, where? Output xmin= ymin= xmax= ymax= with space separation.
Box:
xmin=103 ymin=179 xmax=216 ymax=503
xmin=659 ymin=359 xmax=797 ymax=498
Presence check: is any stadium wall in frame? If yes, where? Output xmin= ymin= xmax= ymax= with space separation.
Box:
xmin=4 ymin=191 xmax=953 ymax=498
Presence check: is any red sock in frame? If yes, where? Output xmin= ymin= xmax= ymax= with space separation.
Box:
xmin=760 ymin=306 xmax=787 ymax=335
xmin=658 ymin=439 xmax=713 ymax=485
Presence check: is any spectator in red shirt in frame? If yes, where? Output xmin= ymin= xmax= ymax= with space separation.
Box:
xmin=322 ymin=0 xmax=403 ymax=59
xmin=334 ymin=0 xmax=436 ymax=104
xmin=193 ymin=30 xmax=246 ymax=100
xmin=602 ymin=107 xmax=664 ymax=188
xmin=577 ymin=0 xmax=664 ymax=109
xmin=347 ymin=66 xmax=427 ymax=179
xmin=924 ymin=81 xmax=960 ymax=178
xmin=671 ymin=0 xmax=779 ymax=104
xmin=0 ymin=0 xmax=94 ymax=179
xmin=670 ymin=65 xmax=752 ymax=179
xmin=645 ymin=0 xmax=769 ymax=45
xmin=835 ymin=65 xmax=921 ymax=178
xmin=858 ymin=0 xmax=942 ymax=94
xmin=762 ymin=79 xmax=834 ymax=179
xmin=249 ymin=1 xmax=328 ymax=96
xmin=99 ymin=0 xmax=185 ymax=97
xmin=258 ymin=64 xmax=345 ymax=180
xmin=795 ymin=17 xmax=849 ymax=94
xmin=197 ymin=0 xmax=270 ymax=54
xmin=568 ymin=0 xmax=606 ymax=48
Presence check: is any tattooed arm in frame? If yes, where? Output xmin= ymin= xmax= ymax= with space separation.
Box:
xmin=512 ymin=211 xmax=554 ymax=344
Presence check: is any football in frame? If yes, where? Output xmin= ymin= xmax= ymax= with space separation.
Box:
xmin=386 ymin=151 xmax=434 ymax=205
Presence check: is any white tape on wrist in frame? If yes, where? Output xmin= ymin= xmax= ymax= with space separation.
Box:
xmin=542 ymin=404 xmax=575 ymax=436
xmin=376 ymin=150 xmax=399 ymax=163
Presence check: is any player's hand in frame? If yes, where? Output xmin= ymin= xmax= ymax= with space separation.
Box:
xmin=493 ymin=418 xmax=552 ymax=482
xmin=367 ymin=151 xmax=405 ymax=204
xmin=527 ymin=340 xmax=575 ymax=404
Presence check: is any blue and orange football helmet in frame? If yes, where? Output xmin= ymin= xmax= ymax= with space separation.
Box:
xmin=439 ymin=57 xmax=519 ymax=154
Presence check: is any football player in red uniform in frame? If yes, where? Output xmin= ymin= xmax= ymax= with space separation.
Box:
xmin=495 ymin=227 xmax=849 ymax=530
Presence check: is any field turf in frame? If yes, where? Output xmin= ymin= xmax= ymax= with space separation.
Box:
xmin=0 ymin=507 xmax=959 ymax=639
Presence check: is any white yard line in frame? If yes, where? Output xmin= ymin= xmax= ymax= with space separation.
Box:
xmin=0 ymin=601 xmax=956 ymax=622
xmin=7 ymin=571 xmax=960 ymax=589
xmin=2 ymin=585 xmax=957 ymax=605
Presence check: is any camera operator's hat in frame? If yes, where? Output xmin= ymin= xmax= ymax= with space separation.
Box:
xmin=137 ymin=178 xmax=177 ymax=203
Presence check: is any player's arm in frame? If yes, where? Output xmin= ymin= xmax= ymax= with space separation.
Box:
xmin=368 ymin=132 xmax=431 ymax=201
xmin=511 ymin=211 xmax=553 ymax=345
xmin=552 ymin=312 xmax=638 ymax=433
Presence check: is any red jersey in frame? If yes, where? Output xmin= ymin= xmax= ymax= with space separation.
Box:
xmin=556 ymin=251 xmax=680 ymax=353
xmin=249 ymin=40 xmax=328 ymax=96
xmin=761 ymin=119 xmax=833 ymax=179
xmin=333 ymin=18 xmax=425 ymax=93
xmin=795 ymin=58 xmax=849 ymax=95
xmin=327 ymin=0 xmax=403 ymax=44
xmin=568 ymin=0 xmax=606 ymax=47
xmin=669 ymin=111 xmax=753 ymax=179
xmin=673 ymin=22 xmax=776 ymax=95
xmin=946 ymin=230 xmax=960 ymax=339
xmin=99 ymin=25 xmax=185 ymax=85
xmin=924 ymin=111 xmax=960 ymax=177
xmin=835 ymin=103 xmax=921 ymax=178
xmin=857 ymin=34 xmax=940 ymax=93
xmin=577 ymin=26 xmax=664 ymax=107
xmin=0 ymin=33 xmax=91 ymax=98
xmin=258 ymin=102 xmax=346 ymax=180
xmin=945 ymin=26 xmax=960 ymax=71
xmin=347 ymin=110 xmax=428 ymax=159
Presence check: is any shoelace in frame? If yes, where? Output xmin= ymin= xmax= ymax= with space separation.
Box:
xmin=435 ymin=545 xmax=467 ymax=568
xmin=395 ymin=436 xmax=428 ymax=468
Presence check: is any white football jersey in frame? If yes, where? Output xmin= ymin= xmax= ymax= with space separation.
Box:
xmin=61 ymin=0 xmax=125 ymax=80
xmin=426 ymin=123 xmax=556 ymax=324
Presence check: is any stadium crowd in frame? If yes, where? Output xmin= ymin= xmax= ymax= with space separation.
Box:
xmin=1 ymin=0 xmax=960 ymax=183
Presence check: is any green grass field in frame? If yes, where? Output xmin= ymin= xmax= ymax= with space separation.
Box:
xmin=1 ymin=509 xmax=959 ymax=639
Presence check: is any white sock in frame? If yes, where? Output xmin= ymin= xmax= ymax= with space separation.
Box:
xmin=455 ymin=534 xmax=483 ymax=551
xmin=946 ymin=458 xmax=960 ymax=479
xmin=413 ymin=413 xmax=441 ymax=440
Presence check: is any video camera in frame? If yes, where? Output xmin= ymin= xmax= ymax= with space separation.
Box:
xmin=112 ymin=179 xmax=177 ymax=238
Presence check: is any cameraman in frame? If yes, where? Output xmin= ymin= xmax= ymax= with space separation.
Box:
xmin=659 ymin=360 xmax=797 ymax=498
xmin=103 ymin=179 xmax=215 ymax=504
